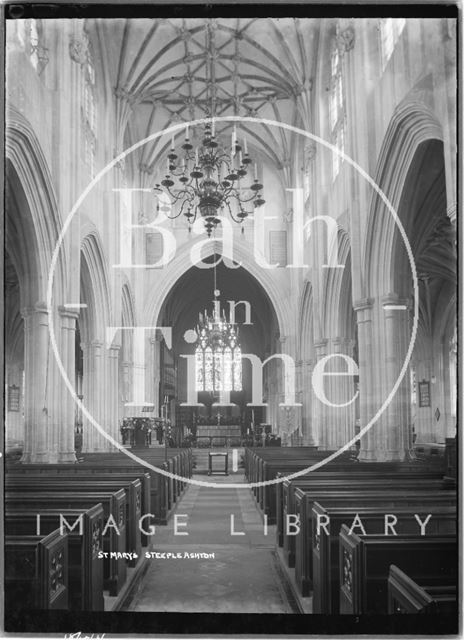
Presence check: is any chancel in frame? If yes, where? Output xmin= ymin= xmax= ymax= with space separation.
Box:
xmin=3 ymin=12 xmax=458 ymax=635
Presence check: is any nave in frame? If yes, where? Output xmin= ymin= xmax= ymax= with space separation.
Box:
xmin=4 ymin=12 xmax=458 ymax=636
xmin=124 ymin=470 xmax=297 ymax=614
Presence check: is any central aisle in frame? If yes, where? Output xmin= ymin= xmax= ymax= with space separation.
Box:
xmin=125 ymin=472 xmax=297 ymax=613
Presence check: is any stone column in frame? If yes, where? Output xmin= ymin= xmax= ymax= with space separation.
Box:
xmin=379 ymin=295 xmax=410 ymax=461
xmin=21 ymin=304 xmax=50 ymax=463
xmin=57 ymin=308 xmax=79 ymax=462
xmin=354 ymin=299 xmax=377 ymax=461
xmin=81 ymin=340 xmax=112 ymax=452
xmin=81 ymin=341 xmax=93 ymax=453
xmin=301 ymin=359 xmax=316 ymax=445
xmin=328 ymin=337 xmax=357 ymax=451
xmin=5 ymin=362 xmax=24 ymax=446
xmin=313 ymin=339 xmax=328 ymax=450
xmin=107 ymin=344 xmax=121 ymax=449
xmin=152 ymin=335 xmax=162 ymax=416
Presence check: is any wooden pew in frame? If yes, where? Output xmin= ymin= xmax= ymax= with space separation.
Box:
xmin=294 ymin=488 xmax=456 ymax=597
xmin=277 ymin=462 xmax=446 ymax=548
xmin=7 ymin=468 xmax=151 ymax=546
xmin=5 ymin=530 xmax=68 ymax=610
xmin=312 ymin=502 xmax=456 ymax=613
xmin=5 ymin=489 xmax=126 ymax=596
xmin=387 ymin=565 xmax=457 ymax=614
xmin=338 ymin=525 xmax=457 ymax=614
xmin=260 ymin=459 xmax=445 ymax=525
xmin=5 ymin=505 xmax=104 ymax=610
xmin=78 ymin=448 xmax=192 ymax=523
xmin=6 ymin=475 xmax=142 ymax=563
xmin=281 ymin=472 xmax=448 ymax=569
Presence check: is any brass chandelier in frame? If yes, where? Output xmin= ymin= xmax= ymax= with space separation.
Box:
xmin=154 ymin=121 xmax=265 ymax=237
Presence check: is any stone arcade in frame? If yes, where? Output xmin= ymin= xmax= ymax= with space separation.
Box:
xmin=4 ymin=13 xmax=458 ymax=634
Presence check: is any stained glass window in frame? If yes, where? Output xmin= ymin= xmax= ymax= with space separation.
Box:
xmin=194 ymin=307 xmax=242 ymax=393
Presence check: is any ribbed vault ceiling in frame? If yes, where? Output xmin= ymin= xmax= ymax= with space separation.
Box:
xmin=97 ymin=17 xmax=320 ymax=182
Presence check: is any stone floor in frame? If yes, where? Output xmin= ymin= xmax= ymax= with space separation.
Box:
xmin=124 ymin=471 xmax=298 ymax=613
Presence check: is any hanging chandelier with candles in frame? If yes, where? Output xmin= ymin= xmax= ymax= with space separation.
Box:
xmin=154 ymin=121 xmax=265 ymax=237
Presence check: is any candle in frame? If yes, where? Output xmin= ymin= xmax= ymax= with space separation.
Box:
xmin=167 ymin=157 xmax=170 ymax=174
xmin=211 ymin=120 xmax=215 ymax=137
xmin=182 ymin=157 xmax=185 ymax=171
xmin=239 ymin=151 xmax=243 ymax=166
xmin=254 ymin=163 xmax=258 ymax=180
xmin=195 ymin=149 xmax=199 ymax=166
xmin=185 ymin=124 xmax=189 ymax=140
xmin=244 ymin=137 xmax=248 ymax=154
xmin=171 ymin=134 xmax=175 ymax=150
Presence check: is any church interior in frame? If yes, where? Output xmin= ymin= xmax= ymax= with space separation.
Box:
xmin=3 ymin=12 xmax=458 ymax=635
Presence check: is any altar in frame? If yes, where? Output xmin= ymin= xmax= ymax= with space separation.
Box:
xmin=196 ymin=425 xmax=241 ymax=447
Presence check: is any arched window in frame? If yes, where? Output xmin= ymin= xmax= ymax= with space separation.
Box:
xmin=329 ymin=39 xmax=346 ymax=179
xmin=195 ymin=307 xmax=242 ymax=393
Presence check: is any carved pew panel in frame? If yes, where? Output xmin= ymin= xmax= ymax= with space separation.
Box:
xmin=388 ymin=564 xmax=457 ymax=614
xmin=6 ymin=477 xmax=142 ymax=566
xmin=5 ymin=489 xmax=126 ymax=596
xmin=338 ymin=526 xmax=457 ymax=615
xmin=312 ymin=503 xmax=456 ymax=614
xmin=5 ymin=505 xmax=104 ymax=611
xmin=5 ymin=530 xmax=68 ymax=611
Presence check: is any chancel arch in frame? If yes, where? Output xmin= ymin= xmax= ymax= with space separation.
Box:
xmin=155 ymin=254 xmax=283 ymax=442
xmin=144 ymin=240 xmax=292 ymax=347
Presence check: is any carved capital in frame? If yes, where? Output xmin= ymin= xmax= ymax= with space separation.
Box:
xmin=69 ymin=37 xmax=87 ymax=65
xmin=353 ymin=297 xmax=374 ymax=312
xmin=337 ymin=26 xmax=355 ymax=53
xmin=304 ymin=141 xmax=317 ymax=170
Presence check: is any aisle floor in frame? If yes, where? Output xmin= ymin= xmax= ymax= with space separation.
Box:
xmin=124 ymin=472 xmax=297 ymax=613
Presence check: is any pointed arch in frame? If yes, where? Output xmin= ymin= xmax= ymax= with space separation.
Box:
xmin=143 ymin=241 xmax=291 ymax=342
xmin=5 ymin=105 xmax=67 ymax=307
xmin=80 ymin=231 xmax=112 ymax=343
xmin=297 ymin=279 xmax=314 ymax=359
xmin=364 ymin=101 xmax=444 ymax=297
